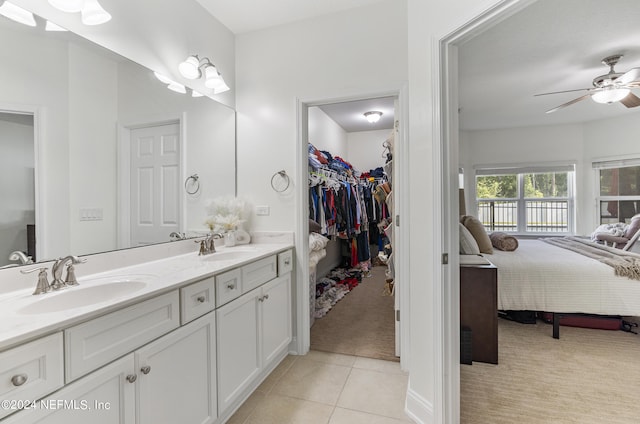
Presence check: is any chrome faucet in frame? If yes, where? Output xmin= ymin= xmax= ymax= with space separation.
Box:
xmin=51 ymin=256 xmax=86 ymax=290
xmin=9 ymin=251 xmax=33 ymax=265
xmin=196 ymin=233 xmax=224 ymax=255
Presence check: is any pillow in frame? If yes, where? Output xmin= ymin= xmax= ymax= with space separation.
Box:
xmin=461 ymin=215 xmax=493 ymax=254
xmin=489 ymin=231 xmax=519 ymax=251
xmin=459 ymin=223 xmax=480 ymax=255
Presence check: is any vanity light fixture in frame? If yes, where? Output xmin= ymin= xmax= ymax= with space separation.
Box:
xmin=364 ymin=111 xmax=383 ymax=123
xmin=48 ymin=0 xmax=111 ymax=26
xmin=0 ymin=1 xmax=37 ymax=27
xmin=154 ymin=72 xmax=187 ymax=94
xmin=178 ymin=54 xmax=231 ymax=94
xmin=191 ymin=90 xmax=204 ymax=98
xmin=45 ymin=20 xmax=67 ymax=31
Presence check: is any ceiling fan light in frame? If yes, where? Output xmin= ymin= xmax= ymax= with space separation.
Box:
xmin=179 ymin=55 xmax=201 ymax=79
xmin=0 ymin=1 xmax=37 ymax=27
xmin=591 ymin=87 xmax=631 ymax=104
xmin=48 ymin=0 xmax=85 ymax=13
xmin=364 ymin=111 xmax=383 ymax=123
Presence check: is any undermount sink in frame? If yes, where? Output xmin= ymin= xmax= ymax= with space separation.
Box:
xmin=18 ymin=278 xmax=150 ymax=314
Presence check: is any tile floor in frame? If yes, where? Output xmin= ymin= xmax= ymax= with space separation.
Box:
xmin=227 ymin=350 xmax=412 ymax=424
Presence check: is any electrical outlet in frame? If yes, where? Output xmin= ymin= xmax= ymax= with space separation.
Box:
xmin=256 ymin=205 xmax=270 ymax=216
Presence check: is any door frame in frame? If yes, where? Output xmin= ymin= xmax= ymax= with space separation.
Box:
xmin=438 ymin=0 xmax=536 ymax=421
xmin=0 ymin=103 xmax=43 ymax=260
xmin=117 ymin=114 xmax=186 ymax=249
xmin=294 ymin=85 xmax=410 ymax=370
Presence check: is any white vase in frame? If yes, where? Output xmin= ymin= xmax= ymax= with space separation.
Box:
xmin=234 ymin=223 xmax=251 ymax=245
xmin=224 ymin=230 xmax=236 ymax=247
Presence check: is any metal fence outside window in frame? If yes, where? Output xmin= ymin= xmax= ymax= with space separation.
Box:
xmin=477 ymin=200 xmax=568 ymax=233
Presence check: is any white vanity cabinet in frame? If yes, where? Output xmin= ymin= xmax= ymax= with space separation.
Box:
xmin=216 ymin=257 xmax=292 ymax=413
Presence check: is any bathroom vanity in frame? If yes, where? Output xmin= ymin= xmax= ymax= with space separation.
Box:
xmin=0 ymin=242 xmax=294 ymax=423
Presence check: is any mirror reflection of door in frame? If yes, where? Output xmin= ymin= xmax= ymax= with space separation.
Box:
xmin=130 ymin=122 xmax=181 ymax=246
xmin=0 ymin=111 xmax=35 ymax=265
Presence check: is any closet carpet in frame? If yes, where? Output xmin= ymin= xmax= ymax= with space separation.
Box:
xmin=461 ymin=318 xmax=640 ymax=423
xmin=310 ymin=265 xmax=398 ymax=362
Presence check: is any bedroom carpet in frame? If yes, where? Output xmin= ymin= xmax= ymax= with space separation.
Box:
xmin=461 ymin=317 xmax=640 ymax=423
xmin=310 ymin=265 xmax=398 ymax=362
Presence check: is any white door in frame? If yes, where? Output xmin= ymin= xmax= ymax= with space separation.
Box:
xmin=130 ymin=123 xmax=180 ymax=246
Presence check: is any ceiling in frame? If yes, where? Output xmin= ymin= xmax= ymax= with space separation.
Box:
xmin=459 ymin=0 xmax=640 ymax=131
xmin=318 ymin=97 xmax=396 ymax=133
xmin=193 ymin=0 xmax=640 ymax=132
xmin=194 ymin=0 xmax=388 ymax=34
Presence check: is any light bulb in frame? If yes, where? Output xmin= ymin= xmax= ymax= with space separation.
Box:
xmin=179 ymin=56 xmax=201 ymax=79
xmin=213 ymin=81 xmax=230 ymax=94
xmin=81 ymin=0 xmax=111 ymax=25
xmin=49 ymin=0 xmax=85 ymax=13
xmin=591 ymin=87 xmax=630 ymax=104
xmin=0 ymin=1 xmax=37 ymax=27
xmin=204 ymin=65 xmax=223 ymax=89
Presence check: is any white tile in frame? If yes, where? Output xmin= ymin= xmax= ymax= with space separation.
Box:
xmin=337 ymin=368 xmax=409 ymax=420
xmin=329 ymin=407 xmax=410 ymax=424
xmin=244 ymin=394 xmax=333 ymax=424
xmin=353 ymin=356 xmax=406 ymax=375
xmin=273 ymin=357 xmax=352 ymax=405
xmin=227 ymin=391 xmax=267 ymax=424
xmin=256 ymin=355 xmax=298 ymax=394
xmin=306 ymin=350 xmax=357 ymax=367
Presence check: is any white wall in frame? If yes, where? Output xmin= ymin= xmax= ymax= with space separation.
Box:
xmin=308 ymin=107 xmax=347 ymax=158
xmin=0 ymin=115 xmax=34 ymax=263
xmin=347 ymin=129 xmax=391 ymax=172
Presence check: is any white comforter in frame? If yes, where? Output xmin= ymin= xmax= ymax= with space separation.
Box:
xmin=486 ymin=239 xmax=640 ymax=316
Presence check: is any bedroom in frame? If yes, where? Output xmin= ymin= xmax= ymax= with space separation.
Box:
xmin=456 ymin=0 xmax=640 ymax=421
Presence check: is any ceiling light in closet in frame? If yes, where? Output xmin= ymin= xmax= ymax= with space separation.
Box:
xmin=0 ymin=1 xmax=37 ymax=27
xmin=364 ymin=111 xmax=383 ymax=123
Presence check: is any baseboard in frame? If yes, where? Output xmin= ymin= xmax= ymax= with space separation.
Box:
xmin=405 ymin=387 xmax=434 ymax=424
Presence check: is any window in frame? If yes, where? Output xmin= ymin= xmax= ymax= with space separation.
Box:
xmin=594 ymin=159 xmax=640 ymax=224
xmin=475 ymin=165 xmax=575 ymax=234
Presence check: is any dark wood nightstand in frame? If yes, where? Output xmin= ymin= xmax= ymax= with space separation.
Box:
xmin=460 ymin=262 xmax=498 ymax=364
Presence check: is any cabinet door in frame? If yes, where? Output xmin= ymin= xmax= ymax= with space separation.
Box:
xmin=261 ymin=274 xmax=292 ymax=365
xmin=135 ymin=313 xmax=217 ymax=424
xmin=216 ymin=290 xmax=260 ymax=412
xmin=3 ymin=355 xmax=135 ymax=424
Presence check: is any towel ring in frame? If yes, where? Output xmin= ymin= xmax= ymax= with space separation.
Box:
xmin=271 ymin=170 xmax=290 ymax=193
xmin=185 ymin=174 xmax=200 ymax=195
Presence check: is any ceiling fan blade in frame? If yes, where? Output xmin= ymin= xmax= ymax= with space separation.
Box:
xmin=545 ymin=94 xmax=591 ymax=114
xmin=534 ymin=87 xmax=593 ymax=97
xmin=620 ymin=92 xmax=640 ymax=108
xmin=616 ymin=67 xmax=640 ymax=85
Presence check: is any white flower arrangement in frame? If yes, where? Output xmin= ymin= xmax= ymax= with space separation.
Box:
xmin=204 ymin=196 xmax=248 ymax=232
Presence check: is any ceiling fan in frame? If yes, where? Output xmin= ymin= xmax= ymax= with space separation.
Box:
xmin=536 ymin=54 xmax=640 ymax=114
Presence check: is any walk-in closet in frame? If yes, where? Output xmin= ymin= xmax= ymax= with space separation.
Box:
xmin=306 ymin=96 xmax=400 ymax=362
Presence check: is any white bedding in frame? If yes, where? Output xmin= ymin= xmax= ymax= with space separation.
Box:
xmin=486 ymin=239 xmax=640 ymax=316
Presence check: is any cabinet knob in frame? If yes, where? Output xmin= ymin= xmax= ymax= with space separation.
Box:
xmin=227 ymin=283 xmax=236 ymax=290
xmin=196 ymin=295 xmax=206 ymax=303
xmin=258 ymin=296 xmax=264 ymax=302
xmin=264 ymin=294 xmax=269 ymax=300
xmin=284 ymin=258 xmax=291 ymax=265
xmin=11 ymin=374 xmax=28 ymax=387
xmin=126 ymin=374 xmax=137 ymax=383
xmin=140 ymin=366 xmax=151 ymax=375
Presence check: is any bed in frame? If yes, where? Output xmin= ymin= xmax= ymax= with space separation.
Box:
xmin=484 ymin=238 xmax=640 ymax=337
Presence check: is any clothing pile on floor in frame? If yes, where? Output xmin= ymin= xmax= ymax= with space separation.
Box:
xmin=314 ymin=267 xmax=363 ymax=319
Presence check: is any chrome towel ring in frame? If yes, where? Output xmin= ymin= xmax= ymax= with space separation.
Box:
xmin=271 ymin=170 xmax=291 ymax=193
xmin=185 ymin=174 xmax=200 ymax=195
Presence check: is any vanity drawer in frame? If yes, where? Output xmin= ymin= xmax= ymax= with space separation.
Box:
xmin=278 ymin=249 xmax=294 ymax=276
xmin=242 ymin=255 xmax=277 ymax=293
xmin=65 ymin=290 xmax=180 ymax=382
xmin=216 ymin=268 xmax=242 ymax=307
xmin=0 ymin=333 xmax=64 ymax=419
xmin=181 ymin=276 xmax=216 ymax=324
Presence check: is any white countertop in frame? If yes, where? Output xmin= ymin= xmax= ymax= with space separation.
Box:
xmin=0 ymin=242 xmax=293 ymax=351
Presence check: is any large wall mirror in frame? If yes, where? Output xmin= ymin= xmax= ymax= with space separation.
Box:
xmin=0 ymin=10 xmax=236 ymax=268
